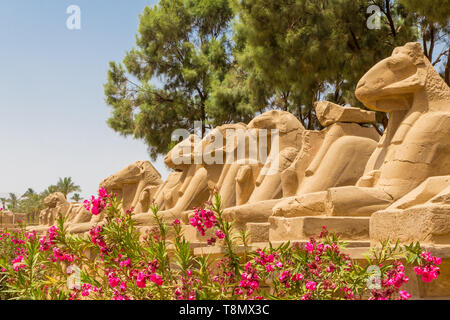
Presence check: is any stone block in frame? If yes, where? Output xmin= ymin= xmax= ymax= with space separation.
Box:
xmin=370 ymin=204 xmax=450 ymax=245
xmin=269 ymin=216 xmax=370 ymax=241
xmin=315 ymin=101 xmax=376 ymax=127
xmin=246 ymin=222 xmax=270 ymax=243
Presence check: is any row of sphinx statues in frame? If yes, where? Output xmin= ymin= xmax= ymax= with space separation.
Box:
xmin=29 ymin=42 xmax=450 ymax=245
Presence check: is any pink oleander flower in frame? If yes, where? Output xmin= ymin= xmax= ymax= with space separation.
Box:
xmin=25 ymin=232 xmax=36 ymax=240
xmin=120 ymin=258 xmax=131 ymax=268
xmin=189 ymin=208 xmax=216 ymax=236
xmin=39 ymin=236 xmax=50 ymax=252
xmin=81 ymin=283 xmax=98 ymax=297
xmin=11 ymin=237 xmax=25 ymax=245
xmin=291 ymin=273 xmax=304 ymax=282
xmin=326 ymin=262 xmax=336 ymax=273
xmin=318 ymin=226 xmax=328 ymax=238
xmin=240 ymin=262 xmax=260 ymax=295
xmin=421 ymin=251 xmax=442 ymax=265
xmin=12 ymin=255 xmax=26 ymax=271
xmin=342 ymin=286 xmax=354 ymax=299
xmin=305 ymin=241 xmax=314 ymax=253
xmin=306 ymin=281 xmax=317 ymax=291
xmin=384 ymin=264 xmax=409 ymax=288
xmin=136 ymin=272 xmax=146 ymax=288
xmin=149 ymin=273 xmax=164 ymax=286
xmin=147 ymin=259 xmax=159 ymax=274
xmin=301 ymin=293 xmax=312 ymax=300
xmin=52 ymin=247 xmax=75 ymax=262
xmin=414 ymin=251 xmax=441 ymax=283
xmin=98 ymin=187 xmax=108 ymax=198
xmin=108 ymin=274 xmax=120 ymax=288
xmin=254 ymin=250 xmax=275 ymax=266
xmin=279 ymin=270 xmax=292 ymax=287
xmin=399 ymin=290 xmax=411 ymax=300
xmin=47 ymin=225 xmax=59 ymax=243
xmin=215 ymin=230 xmax=225 ymax=239
xmin=83 ymin=188 xmax=111 ymax=216
xmin=81 ymin=285 xmax=91 ymax=297
xmin=14 ymin=247 xmax=26 ymax=255
xmin=265 ymin=264 xmax=274 ymax=272
xmin=414 ymin=265 xmax=440 ymax=283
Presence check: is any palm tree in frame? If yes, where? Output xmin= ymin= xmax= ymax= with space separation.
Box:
xmin=22 ymin=188 xmax=36 ymax=198
xmin=7 ymin=193 xmax=19 ymax=212
xmin=55 ymin=177 xmax=81 ymax=199
xmin=71 ymin=193 xmax=82 ymax=202
xmin=19 ymin=190 xmax=45 ymax=222
xmin=41 ymin=185 xmax=58 ymax=198
xmin=0 ymin=197 xmax=7 ymax=209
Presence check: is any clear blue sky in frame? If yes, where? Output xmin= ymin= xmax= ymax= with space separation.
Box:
xmin=0 ymin=0 xmax=170 ymax=199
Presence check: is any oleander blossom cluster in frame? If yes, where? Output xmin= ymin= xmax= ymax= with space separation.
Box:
xmin=369 ymin=261 xmax=411 ymax=300
xmin=239 ymin=262 xmax=260 ymax=295
xmin=83 ymin=187 xmax=111 ymax=215
xmin=0 ymin=190 xmax=444 ymax=300
xmin=90 ymin=225 xmax=110 ymax=258
xmin=39 ymin=226 xmax=58 ymax=251
xmin=414 ymin=251 xmax=441 ymax=282
xmin=174 ymin=269 xmax=198 ymax=300
xmin=189 ymin=207 xmax=217 ymax=236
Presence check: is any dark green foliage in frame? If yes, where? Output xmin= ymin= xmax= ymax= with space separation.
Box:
xmin=104 ymin=0 xmax=449 ymax=155
xmin=104 ymin=0 xmax=255 ymax=158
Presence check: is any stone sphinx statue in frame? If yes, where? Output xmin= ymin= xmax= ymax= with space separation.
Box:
xmin=149 ymin=137 xmax=198 ymax=212
xmin=282 ymin=101 xmax=379 ymax=196
xmin=272 ymin=42 xmax=450 ymax=219
xmin=42 ymin=192 xmax=69 ymax=224
xmin=64 ymin=161 xmax=163 ymax=235
xmin=132 ymin=134 xmax=207 ymax=225
xmin=150 ymin=171 xmax=183 ymax=211
xmin=99 ymin=160 xmax=163 ymax=212
xmin=205 ymin=123 xmax=250 ymax=209
xmin=134 ymin=123 xmax=247 ymax=225
xmin=134 ymin=135 xmax=202 ymax=223
xmin=237 ymin=110 xmax=305 ymax=204
xmin=66 ymin=208 xmax=104 ymax=235
xmin=28 ymin=192 xmax=84 ymax=234
xmin=223 ymin=103 xmax=380 ymax=228
xmin=220 ymin=110 xmax=305 ymax=228
xmin=181 ymin=110 xmax=304 ymax=227
xmin=370 ymin=175 xmax=450 ymax=245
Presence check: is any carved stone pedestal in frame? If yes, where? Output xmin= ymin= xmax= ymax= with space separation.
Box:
xmin=268 ymin=216 xmax=370 ymax=242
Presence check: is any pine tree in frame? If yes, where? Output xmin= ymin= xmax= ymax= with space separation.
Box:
xmin=232 ymin=0 xmax=418 ymax=130
xmin=103 ymin=0 xmax=254 ymax=158
xmin=400 ymin=0 xmax=449 ymax=84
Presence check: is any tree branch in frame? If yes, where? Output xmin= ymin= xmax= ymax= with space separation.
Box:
xmin=432 ymin=49 xmax=449 ymax=66
xmin=422 ymin=27 xmax=429 ymax=59
xmin=384 ymin=0 xmax=397 ymax=38
xmin=349 ymin=28 xmax=361 ymax=51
